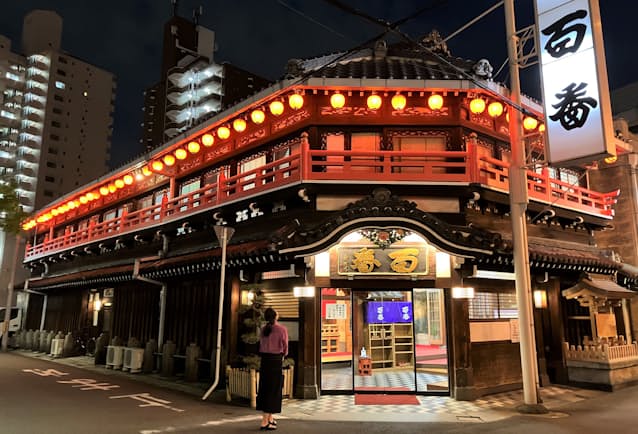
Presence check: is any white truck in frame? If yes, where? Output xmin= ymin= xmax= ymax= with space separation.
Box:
xmin=0 ymin=307 xmax=22 ymax=340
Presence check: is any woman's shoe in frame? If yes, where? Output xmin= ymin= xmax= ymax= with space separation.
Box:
xmin=269 ymin=419 xmax=277 ymax=426
xmin=260 ymin=422 xmax=277 ymax=430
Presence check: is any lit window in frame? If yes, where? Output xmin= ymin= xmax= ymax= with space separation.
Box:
xmin=55 ymin=81 xmax=66 ymax=90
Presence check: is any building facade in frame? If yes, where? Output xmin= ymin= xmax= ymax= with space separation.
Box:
xmin=140 ymin=11 xmax=270 ymax=152
xmin=17 ymin=34 xmax=638 ymax=401
xmin=0 ymin=10 xmax=116 ymax=305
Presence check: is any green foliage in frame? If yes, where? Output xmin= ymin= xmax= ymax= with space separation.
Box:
xmin=0 ymin=178 xmax=27 ymax=234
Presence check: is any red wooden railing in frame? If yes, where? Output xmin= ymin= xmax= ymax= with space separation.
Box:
xmin=24 ymin=140 xmax=618 ymax=260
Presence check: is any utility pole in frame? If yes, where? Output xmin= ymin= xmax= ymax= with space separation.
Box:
xmin=504 ymin=0 xmax=547 ymax=413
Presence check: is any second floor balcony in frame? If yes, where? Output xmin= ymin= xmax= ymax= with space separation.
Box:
xmin=24 ymin=134 xmax=619 ymax=262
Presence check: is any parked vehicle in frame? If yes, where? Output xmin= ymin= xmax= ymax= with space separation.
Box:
xmin=0 ymin=307 xmax=22 ymax=340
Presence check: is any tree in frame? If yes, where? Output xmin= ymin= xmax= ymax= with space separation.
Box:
xmin=0 ymin=177 xmax=27 ymax=234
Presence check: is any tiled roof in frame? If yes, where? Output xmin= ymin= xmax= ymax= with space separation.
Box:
xmin=292 ymin=36 xmax=479 ymax=81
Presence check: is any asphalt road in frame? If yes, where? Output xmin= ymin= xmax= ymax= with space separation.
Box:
xmin=2 ymin=351 xmax=638 ymax=433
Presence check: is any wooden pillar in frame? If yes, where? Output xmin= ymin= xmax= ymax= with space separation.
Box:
xmin=450 ymin=281 xmax=474 ymax=400
xmin=296 ymin=292 xmax=319 ymax=399
xmin=227 ymin=276 xmax=241 ymax=361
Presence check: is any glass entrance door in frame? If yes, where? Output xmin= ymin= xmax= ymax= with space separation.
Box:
xmin=353 ymin=290 xmax=415 ymax=392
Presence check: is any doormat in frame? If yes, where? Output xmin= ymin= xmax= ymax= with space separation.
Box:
xmin=354 ymin=394 xmax=420 ymax=405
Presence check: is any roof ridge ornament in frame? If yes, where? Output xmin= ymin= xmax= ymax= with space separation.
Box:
xmin=374 ymin=39 xmax=388 ymax=59
xmin=472 ymin=58 xmax=494 ymax=80
xmin=421 ymin=29 xmax=451 ymax=57
xmin=284 ymin=58 xmax=304 ymax=79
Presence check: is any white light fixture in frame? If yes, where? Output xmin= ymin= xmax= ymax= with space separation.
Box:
xmin=435 ymin=251 xmax=451 ymax=278
xmin=241 ymin=290 xmax=255 ymax=306
xmin=471 ymin=266 xmax=516 ymax=280
xmin=314 ymin=251 xmax=330 ymax=277
xmin=452 ymin=287 xmax=475 ymax=299
xmin=533 ymin=290 xmax=548 ymax=309
xmin=293 ymin=286 xmax=315 ymax=298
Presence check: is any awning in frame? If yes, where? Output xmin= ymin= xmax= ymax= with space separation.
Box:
xmin=562 ymin=275 xmax=637 ymax=301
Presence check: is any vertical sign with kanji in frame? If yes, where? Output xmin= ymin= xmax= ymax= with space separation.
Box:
xmin=534 ymin=0 xmax=614 ymax=165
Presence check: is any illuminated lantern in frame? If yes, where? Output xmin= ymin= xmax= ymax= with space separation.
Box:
xmin=538 ymin=123 xmax=546 ymax=133
xmin=175 ymin=148 xmax=188 ymax=160
xmin=36 ymin=216 xmax=46 ymax=223
xmin=604 ymin=155 xmax=617 ymax=164
xmin=51 ymin=208 xmax=59 ymax=216
xmin=100 ymin=186 xmax=109 ymax=196
xmin=123 ymin=174 xmax=134 ymax=185
xmin=367 ymin=94 xmax=382 ymax=110
xmin=135 ymin=173 xmax=144 ymax=181
xmin=217 ymin=126 xmax=231 ymax=140
xmin=86 ymin=192 xmax=95 ymax=201
xmin=330 ymin=92 xmax=345 ymax=109
xmin=288 ymin=93 xmax=304 ymax=110
xmin=151 ymin=160 xmax=164 ymax=171
xmin=523 ymin=116 xmax=538 ymax=131
xmin=79 ymin=196 xmax=88 ymax=204
xmin=469 ymin=98 xmax=486 ymax=114
xmin=391 ymin=94 xmax=407 ymax=110
xmin=60 ymin=204 xmax=69 ymax=213
xmin=250 ymin=109 xmax=265 ymax=124
xmin=142 ymin=165 xmax=153 ymax=176
xmin=269 ymin=100 xmax=284 ymax=116
xmin=108 ymin=183 xmax=117 ymax=193
xmin=163 ymin=154 xmax=176 ymax=166
xmin=115 ymin=179 xmax=125 ymax=189
xmin=233 ymin=118 xmax=247 ymax=132
xmin=67 ymin=200 xmax=76 ymax=209
xmin=92 ymin=190 xmax=101 ymax=199
xmin=202 ymin=133 xmax=215 ymax=147
xmin=187 ymin=141 xmax=200 ymax=154
xmin=428 ymin=94 xmax=444 ymax=110
xmin=487 ymin=101 xmax=504 ymax=117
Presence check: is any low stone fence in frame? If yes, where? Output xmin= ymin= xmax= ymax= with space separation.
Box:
xmin=563 ymin=339 xmax=638 ymax=390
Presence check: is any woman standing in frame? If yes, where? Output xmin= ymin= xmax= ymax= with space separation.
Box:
xmin=257 ymin=307 xmax=288 ymax=431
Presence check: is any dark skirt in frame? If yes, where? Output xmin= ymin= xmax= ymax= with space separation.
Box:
xmin=256 ymin=352 xmax=283 ymax=413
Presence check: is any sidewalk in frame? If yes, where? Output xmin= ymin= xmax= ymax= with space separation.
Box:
xmin=14 ymin=349 xmax=604 ymax=424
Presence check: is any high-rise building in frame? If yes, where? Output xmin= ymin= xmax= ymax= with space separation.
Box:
xmin=140 ymin=5 xmax=270 ymax=151
xmin=0 ymin=9 xmax=116 ymax=303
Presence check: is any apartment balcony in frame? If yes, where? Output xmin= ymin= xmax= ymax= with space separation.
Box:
xmin=24 ymin=138 xmax=618 ymax=262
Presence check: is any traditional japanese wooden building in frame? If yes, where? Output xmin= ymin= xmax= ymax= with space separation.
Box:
xmin=18 ymin=33 xmax=638 ymax=400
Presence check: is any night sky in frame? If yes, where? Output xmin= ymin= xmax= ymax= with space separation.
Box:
xmin=2 ymin=1 xmax=636 ymax=170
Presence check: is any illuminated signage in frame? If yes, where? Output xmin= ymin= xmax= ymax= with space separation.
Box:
xmin=534 ymin=0 xmax=614 ymax=165
xmin=337 ymin=245 xmax=428 ymax=276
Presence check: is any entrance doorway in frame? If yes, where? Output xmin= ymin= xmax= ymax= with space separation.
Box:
xmin=320 ymin=288 xmax=449 ymax=393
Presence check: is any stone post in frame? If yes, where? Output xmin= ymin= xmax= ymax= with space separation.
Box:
xmin=25 ymin=329 xmax=33 ymax=349
xmin=161 ymin=340 xmax=176 ymax=377
xmin=94 ymin=332 xmax=109 ymax=365
xmin=185 ymin=343 xmax=201 ymax=382
xmin=62 ymin=332 xmax=75 ymax=357
xmin=143 ymin=339 xmax=157 ymax=374
xmin=32 ymin=330 xmax=41 ymax=351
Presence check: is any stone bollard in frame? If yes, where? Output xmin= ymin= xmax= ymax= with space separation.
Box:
xmin=45 ymin=331 xmax=55 ymax=353
xmin=32 ymin=330 xmax=41 ymax=351
xmin=111 ymin=336 xmax=123 ymax=347
xmin=128 ymin=337 xmax=140 ymax=348
xmin=15 ymin=330 xmax=24 ymax=348
xmin=25 ymin=329 xmax=34 ymax=349
xmin=161 ymin=341 xmax=176 ymax=377
xmin=39 ymin=331 xmax=48 ymax=352
xmin=62 ymin=332 xmax=75 ymax=357
xmin=143 ymin=339 xmax=157 ymax=374
xmin=184 ymin=343 xmax=201 ymax=382
xmin=94 ymin=332 xmax=109 ymax=365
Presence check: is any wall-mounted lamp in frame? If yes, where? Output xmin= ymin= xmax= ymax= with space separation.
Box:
xmin=92 ymin=293 xmax=101 ymax=326
xmin=314 ymin=252 xmax=330 ymax=277
xmin=533 ymin=290 xmax=548 ymax=309
xmin=241 ymin=290 xmax=255 ymax=306
xmin=435 ymin=251 xmax=451 ymax=278
xmin=452 ymin=286 xmax=475 ymax=299
xmin=293 ymin=286 xmax=315 ymax=298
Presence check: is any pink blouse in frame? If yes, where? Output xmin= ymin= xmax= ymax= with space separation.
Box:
xmin=259 ymin=322 xmax=289 ymax=356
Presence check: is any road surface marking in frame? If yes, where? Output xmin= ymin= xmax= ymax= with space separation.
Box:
xmin=110 ymin=392 xmax=184 ymax=412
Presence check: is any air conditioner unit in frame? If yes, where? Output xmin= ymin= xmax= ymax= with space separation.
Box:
xmin=106 ymin=345 xmax=125 ymax=369
xmin=50 ymin=338 xmax=64 ymax=357
xmin=123 ymin=348 xmax=145 ymax=373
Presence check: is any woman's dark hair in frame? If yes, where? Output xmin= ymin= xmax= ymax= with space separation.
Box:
xmin=262 ymin=307 xmax=277 ymax=337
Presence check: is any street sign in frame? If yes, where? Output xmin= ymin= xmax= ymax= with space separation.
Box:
xmin=534 ymin=0 xmax=615 ymax=165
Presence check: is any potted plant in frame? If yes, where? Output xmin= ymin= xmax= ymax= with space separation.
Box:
xmin=226 ymin=287 xmax=294 ymax=408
